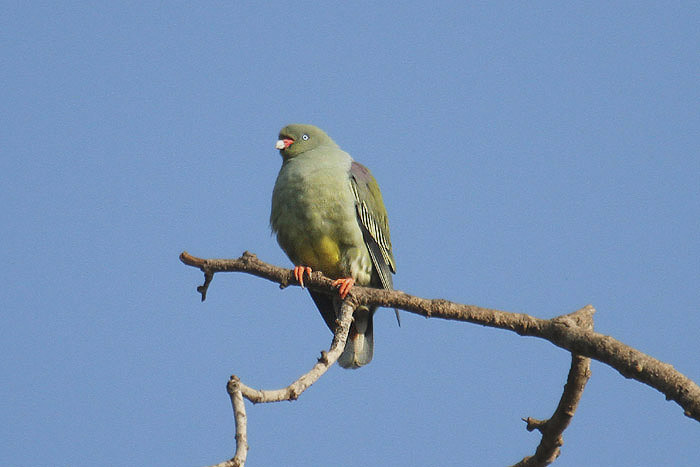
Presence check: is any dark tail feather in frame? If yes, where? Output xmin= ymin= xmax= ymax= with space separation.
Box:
xmin=338 ymin=307 xmax=374 ymax=369
xmin=309 ymin=290 xmax=338 ymax=331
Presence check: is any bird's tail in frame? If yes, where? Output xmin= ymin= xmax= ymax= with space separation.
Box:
xmin=338 ymin=307 xmax=374 ymax=369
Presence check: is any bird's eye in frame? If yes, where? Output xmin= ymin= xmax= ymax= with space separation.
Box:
xmin=302 ymin=134 xmax=309 ymax=141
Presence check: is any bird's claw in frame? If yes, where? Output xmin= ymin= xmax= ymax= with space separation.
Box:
xmin=294 ymin=266 xmax=313 ymax=288
xmin=332 ymin=277 xmax=355 ymax=299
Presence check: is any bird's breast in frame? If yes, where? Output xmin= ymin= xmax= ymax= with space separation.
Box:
xmin=271 ymin=154 xmax=371 ymax=281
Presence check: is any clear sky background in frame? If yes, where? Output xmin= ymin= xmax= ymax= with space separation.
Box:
xmin=2 ymin=2 xmax=699 ymax=466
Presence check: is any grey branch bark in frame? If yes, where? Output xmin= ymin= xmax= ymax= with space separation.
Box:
xmin=181 ymin=250 xmax=700 ymax=466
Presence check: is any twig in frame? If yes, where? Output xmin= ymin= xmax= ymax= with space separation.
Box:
xmin=229 ymin=376 xmax=248 ymax=466
xmin=202 ymin=297 xmax=356 ymax=467
xmin=233 ymin=300 xmax=355 ymax=403
xmin=208 ymin=376 xmax=248 ymax=467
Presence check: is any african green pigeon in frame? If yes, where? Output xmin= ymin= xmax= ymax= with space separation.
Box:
xmin=270 ymin=124 xmax=396 ymax=369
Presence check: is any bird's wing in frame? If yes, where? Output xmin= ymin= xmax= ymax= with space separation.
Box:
xmin=349 ymin=161 xmax=396 ymax=291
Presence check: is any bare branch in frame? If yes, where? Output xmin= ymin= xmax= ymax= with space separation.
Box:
xmin=511 ymin=307 xmax=593 ymax=466
xmin=207 ymin=376 xmax=248 ymax=467
xmin=200 ymin=293 xmax=356 ymax=467
xmin=233 ymin=300 xmax=355 ymax=404
xmin=180 ymin=251 xmax=700 ymax=422
xmin=182 ymin=250 xmax=700 ymax=466
xmin=229 ymin=376 xmax=248 ymax=466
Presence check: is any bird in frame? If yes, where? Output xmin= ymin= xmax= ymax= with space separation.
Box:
xmin=270 ymin=124 xmax=396 ymax=369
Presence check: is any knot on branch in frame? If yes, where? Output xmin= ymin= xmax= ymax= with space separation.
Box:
xmin=318 ymin=351 xmax=329 ymax=365
xmin=241 ymin=251 xmax=256 ymax=262
xmin=227 ymin=375 xmax=241 ymax=395
xmin=523 ymin=416 xmax=548 ymax=433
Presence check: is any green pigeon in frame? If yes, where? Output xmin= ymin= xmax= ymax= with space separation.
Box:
xmin=270 ymin=124 xmax=396 ymax=369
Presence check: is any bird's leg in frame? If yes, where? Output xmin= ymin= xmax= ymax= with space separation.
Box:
xmin=294 ymin=266 xmax=313 ymax=288
xmin=332 ymin=277 xmax=355 ymax=300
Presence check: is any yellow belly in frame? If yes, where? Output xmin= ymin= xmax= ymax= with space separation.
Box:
xmin=295 ymin=235 xmax=343 ymax=279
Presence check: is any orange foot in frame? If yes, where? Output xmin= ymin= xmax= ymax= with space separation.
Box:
xmin=294 ymin=266 xmax=313 ymax=288
xmin=332 ymin=277 xmax=355 ymax=300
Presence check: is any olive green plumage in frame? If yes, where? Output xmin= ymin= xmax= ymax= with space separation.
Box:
xmin=270 ymin=124 xmax=396 ymax=369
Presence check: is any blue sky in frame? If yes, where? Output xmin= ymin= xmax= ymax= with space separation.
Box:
xmin=2 ymin=2 xmax=698 ymax=466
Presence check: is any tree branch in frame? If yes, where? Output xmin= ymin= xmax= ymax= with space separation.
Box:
xmin=209 ymin=376 xmax=247 ymax=467
xmin=511 ymin=307 xmax=593 ymax=465
xmin=180 ymin=251 xmax=700 ymax=422
xmin=200 ymin=290 xmax=357 ymax=467
xmin=181 ymin=250 xmax=700 ymax=466
xmin=228 ymin=300 xmax=355 ymax=404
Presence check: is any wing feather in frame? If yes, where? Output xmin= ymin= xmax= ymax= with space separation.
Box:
xmin=349 ymin=161 xmax=399 ymax=324
xmin=349 ymin=161 xmax=395 ymax=280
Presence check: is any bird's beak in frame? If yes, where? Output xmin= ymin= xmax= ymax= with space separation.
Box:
xmin=275 ymin=138 xmax=294 ymax=150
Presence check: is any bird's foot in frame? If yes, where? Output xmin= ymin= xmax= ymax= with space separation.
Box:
xmin=294 ymin=266 xmax=313 ymax=288
xmin=332 ymin=277 xmax=355 ymax=299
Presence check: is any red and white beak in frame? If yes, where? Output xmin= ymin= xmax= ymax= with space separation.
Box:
xmin=275 ymin=138 xmax=294 ymax=150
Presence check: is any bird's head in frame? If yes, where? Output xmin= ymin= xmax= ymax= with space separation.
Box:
xmin=275 ymin=124 xmax=337 ymax=159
